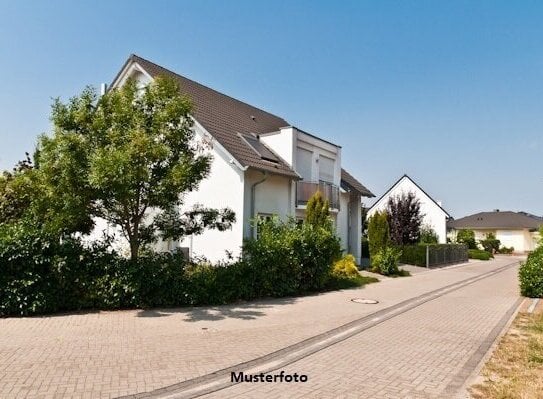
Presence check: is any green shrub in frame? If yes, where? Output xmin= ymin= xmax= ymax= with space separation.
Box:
xmin=480 ymin=232 xmax=500 ymax=254
xmin=243 ymin=217 xmax=341 ymax=295
xmin=497 ymin=246 xmax=514 ymax=254
xmin=468 ymin=249 xmax=492 ymax=260
xmin=331 ymin=254 xmax=359 ymax=280
xmin=519 ymin=247 xmax=543 ymax=297
xmin=419 ymin=225 xmax=439 ymax=244
xmin=457 ymin=229 xmax=478 ymax=249
xmin=371 ymin=247 xmax=401 ymax=276
xmin=368 ymin=211 xmax=389 ymax=265
xmin=399 ymin=245 xmax=426 ymax=266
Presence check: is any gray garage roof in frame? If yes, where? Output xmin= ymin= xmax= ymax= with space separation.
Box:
xmin=447 ymin=211 xmax=542 ymax=230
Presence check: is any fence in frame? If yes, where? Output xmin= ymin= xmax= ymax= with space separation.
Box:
xmin=399 ymin=244 xmax=468 ymax=268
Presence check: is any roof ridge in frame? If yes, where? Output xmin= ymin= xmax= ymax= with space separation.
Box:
xmin=130 ymin=54 xmax=289 ymax=125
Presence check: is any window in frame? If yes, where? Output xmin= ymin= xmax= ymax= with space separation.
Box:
xmin=318 ymin=155 xmax=334 ymax=183
xmin=242 ymin=135 xmax=280 ymax=163
xmin=296 ymin=148 xmax=313 ymax=181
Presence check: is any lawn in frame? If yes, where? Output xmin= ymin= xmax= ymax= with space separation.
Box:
xmin=469 ymin=309 xmax=543 ymax=399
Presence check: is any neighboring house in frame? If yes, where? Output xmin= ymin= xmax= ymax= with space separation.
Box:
xmin=447 ymin=210 xmax=542 ymax=253
xmin=100 ymin=54 xmax=374 ymax=263
xmin=366 ymin=175 xmax=451 ymax=243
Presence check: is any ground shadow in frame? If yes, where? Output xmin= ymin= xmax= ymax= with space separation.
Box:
xmin=135 ymin=296 xmax=299 ymax=322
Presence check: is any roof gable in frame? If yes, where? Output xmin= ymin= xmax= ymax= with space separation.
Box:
xmin=113 ymin=54 xmax=299 ymax=179
xmin=369 ymin=174 xmax=451 ymax=217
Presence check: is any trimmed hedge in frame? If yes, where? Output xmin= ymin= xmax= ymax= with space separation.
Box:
xmin=399 ymin=244 xmax=468 ymax=267
xmin=468 ymin=249 xmax=492 ymax=260
xmin=519 ymin=247 xmax=543 ymax=297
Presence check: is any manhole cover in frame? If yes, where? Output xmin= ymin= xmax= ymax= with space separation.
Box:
xmin=351 ymin=298 xmax=379 ymax=304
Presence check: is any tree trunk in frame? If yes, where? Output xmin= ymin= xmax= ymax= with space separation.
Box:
xmin=129 ymin=239 xmax=139 ymax=262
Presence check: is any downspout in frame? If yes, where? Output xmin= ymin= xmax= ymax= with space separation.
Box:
xmin=250 ymin=171 xmax=268 ymax=238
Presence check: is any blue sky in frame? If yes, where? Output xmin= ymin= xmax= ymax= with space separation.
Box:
xmin=1 ymin=0 xmax=541 ymax=217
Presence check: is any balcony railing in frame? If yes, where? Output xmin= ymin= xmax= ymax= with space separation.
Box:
xmin=296 ymin=181 xmax=340 ymax=210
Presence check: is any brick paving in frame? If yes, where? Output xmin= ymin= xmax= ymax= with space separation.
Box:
xmin=201 ymin=263 xmax=520 ymax=399
xmin=0 ymin=258 xmax=520 ymax=398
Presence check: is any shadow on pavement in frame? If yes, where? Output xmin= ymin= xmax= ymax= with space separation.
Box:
xmin=135 ymin=296 xmax=298 ymax=321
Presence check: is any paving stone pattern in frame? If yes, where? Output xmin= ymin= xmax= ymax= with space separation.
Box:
xmin=0 ymin=258 xmax=520 ymax=398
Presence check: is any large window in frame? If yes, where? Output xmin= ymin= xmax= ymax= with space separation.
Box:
xmin=319 ymin=155 xmax=335 ymax=183
xmin=296 ymin=148 xmax=313 ymax=181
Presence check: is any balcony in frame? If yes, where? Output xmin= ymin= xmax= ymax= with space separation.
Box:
xmin=296 ymin=181 xmax=340 ymax=210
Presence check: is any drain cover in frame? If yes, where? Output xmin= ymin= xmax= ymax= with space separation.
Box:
xmin=351 ymin=298 xmax=379 ymax=304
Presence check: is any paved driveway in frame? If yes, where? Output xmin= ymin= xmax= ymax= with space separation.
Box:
xmin=0 ymin=258 xmax=521 ymax=398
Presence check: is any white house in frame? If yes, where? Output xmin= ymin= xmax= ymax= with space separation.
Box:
xmin=98 ymin=54 xmax=374 ymax=263
xmin=366 ymin=175 xmax=451 ymax=243
xmin=447 ymin=211 xmax=542 ymax=253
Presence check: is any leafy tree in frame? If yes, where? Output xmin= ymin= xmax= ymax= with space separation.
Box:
xmin=387 ymin=192 xmax=423 ymax=245
xmin=419 ymin=224 xmax=439 ymax=244
xmin=36 ymin=76 xmax=235 ymax=260
xmin=305 ymin=191 xmax=331 ymax=228
xmin=456 ymin=229 xmax=477 ymax=249
xmin=367 ymin=210 xmax=390 ymax=264
xmin=0 ymin=153 xmax=36 ymax=225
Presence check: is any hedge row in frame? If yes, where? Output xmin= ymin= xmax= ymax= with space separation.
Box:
xmin=0 ymin=219 xmax=344 ymax=316
xmin=398 ymin=244 xmax=468 ymax=267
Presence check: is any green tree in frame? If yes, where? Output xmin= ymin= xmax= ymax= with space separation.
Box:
xmin=387 ymin=192 xmax=423 ymax=245
xmin=36 ymin=76 xmax=235 ymax=260
xmin=305 ymin=191 xmax=331 ymax=228
xmin=419 ymin=224 xmax=439 ymax=244
xmin=456 ymin=229 xmax=477 ymax=249
xmin=367 ymin=210 xmax=390 ymax=264
xmin=0 ymin=153 xmax=36 ymax=225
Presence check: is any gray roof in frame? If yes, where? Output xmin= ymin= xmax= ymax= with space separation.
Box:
xmin=447 ymin=211 xmax=542 ymax=230
xmin=341 ymin=168 xmax=375 ymax=197
xmin=113 ymin=55 xmax=372 ymax=193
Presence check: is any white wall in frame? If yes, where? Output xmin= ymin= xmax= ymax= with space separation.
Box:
xmin=260 ymin=127 xmax=295 ymax=166
xmin=368 ymin=176 xmax=448 ymax=243
xmin=243 ymin=169 xmax=294 ymax=238
xmin=177 ymin=125 xmax=246 ymax=262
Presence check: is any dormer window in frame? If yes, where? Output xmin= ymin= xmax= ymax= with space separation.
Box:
xmin=241 ymin=134 xmax=279 ymax=163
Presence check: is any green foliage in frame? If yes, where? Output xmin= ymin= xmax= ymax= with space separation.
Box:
xmin=497 ymin=246 xmax=514 ymax=254
xmin=468 ymin=249 xmax=492 ymax=260
xmin=519 ymin=247 xmax=543 ymax=298
xmin=457 ymin=229 xmax=478 ymax=249
xmin=399 ymin=244 xmax=468 ymax=267
xmin=371 ymin=247 xmax=402 ymax=276
xmin=387 ymin=191 xmax=423 ymax=245
xmin=480 ymin=232 xmax=501 ymax=254
xmin=331 ymin=254 xmax=359 ymax=280
xmin=35 ymin=77 xmax=235 ymax=260
xmin=305 ymin=191 xmax=331 ymax=228
xmin=368 ymin=211 xmax=390 ymax=264
xmin=419 ymin=224 xmax=439 ymax=244
xmin=243 ymin=217 xmax=341 ymax=295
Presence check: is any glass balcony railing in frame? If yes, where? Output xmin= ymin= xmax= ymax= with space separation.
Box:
xmin=296 ymin=181 xmax=340 ymax=210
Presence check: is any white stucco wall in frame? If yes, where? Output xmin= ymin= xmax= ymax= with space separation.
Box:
xmin=177 ymin=126 xmax=245 ymax=262
xmin=260 ymin=127 xmax=295 ymax=166
xmin=243 ymin=169 xmax=294 ymax=238
xmin=368 ymin=176 xmax=448 ymax=243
